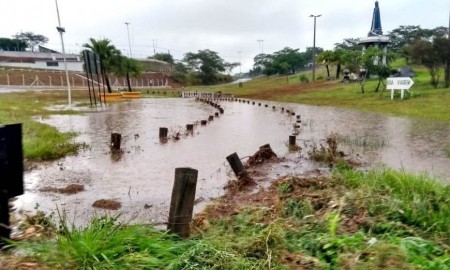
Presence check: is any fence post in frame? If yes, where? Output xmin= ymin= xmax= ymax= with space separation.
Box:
xmin=22 ymin=74 xmax=25 ymax=86
xmin=0 ymin=124 xmax=24 ymax=248
xmin=110 ymin=133 xmax=121 ymax=152
xmin=6 ymin=74 xmax=9 ymax=86
xmin=159 ymin=127 xmax=168 ymax=138
xmin=226 ymin=152 xmax=245 ymax=178
xmin=49 ymin=76 xmax=52 ymax=86
xmin=289 ymin=135 xmax=296 ymax=147
xmin=167 ymin=167 xmax=198 ymax=238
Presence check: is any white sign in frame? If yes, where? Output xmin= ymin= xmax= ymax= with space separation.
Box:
xmin=386 ymin=77 xmax=414 ymax=100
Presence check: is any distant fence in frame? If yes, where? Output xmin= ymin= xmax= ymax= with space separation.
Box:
xmin=182 ymin=91 xmax=234 ymax=99
xmin=0 ymin=70 xmax=174 ymax=90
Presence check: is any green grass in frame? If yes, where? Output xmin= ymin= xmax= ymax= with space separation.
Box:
xmin=0 ymin=90 xmax=88 ymax=160
xmin=6 ymin=167 xmax=450 ymax=269
xmin=192 ymin=65 xmax=450 ymax=121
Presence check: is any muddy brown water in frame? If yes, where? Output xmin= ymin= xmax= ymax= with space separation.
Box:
xmin=14 ymin=98 xmax=450 ymax=227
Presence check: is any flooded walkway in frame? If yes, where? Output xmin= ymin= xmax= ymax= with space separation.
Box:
xmin=14 ymin=98 xmax=450 ymax=226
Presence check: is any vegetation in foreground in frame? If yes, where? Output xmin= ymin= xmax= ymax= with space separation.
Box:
xmin=0 ymin=90 xmax=88 ymax=161
xmin=2 ymin=167 xmax=449 ymax=269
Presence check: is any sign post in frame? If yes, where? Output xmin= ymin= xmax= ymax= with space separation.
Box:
xmin=386 ymin=77 xmax=414 ymax=100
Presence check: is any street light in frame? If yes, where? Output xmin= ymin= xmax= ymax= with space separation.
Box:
xmin=55 ymin=0 xmax=71 ymax=107
xmin=124 ymin=22 xmax=132 ymax=57
xmin=309 ymin=14 xmax=321 ymax=82
xmin=238 ymin=51 xmax=242 ymax=77
xmin=257 ymin=39 xmax=264 ymax=54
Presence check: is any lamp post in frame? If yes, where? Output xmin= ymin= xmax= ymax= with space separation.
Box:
xmin=124 ymin=22 xmax=132 ymax=58
xmin=309 ymin=14 xmax=321 ymax=82
xmin=238 ymin=51 xmax=242 ymax=77
xmin=257 ymin=39 xmax=264 ymax=54
xmin=55 ymin=0 xmax=71 ymax=107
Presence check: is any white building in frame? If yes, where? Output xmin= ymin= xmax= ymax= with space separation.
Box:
xmin=0 ymin=51 xmax=83 ymax=71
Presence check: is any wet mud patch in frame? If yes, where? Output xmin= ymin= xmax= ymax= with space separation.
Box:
xmin=92 ymin=199 xmax=122 ymax=210
xmin=39 ymin=184 xmax=84 ymax=194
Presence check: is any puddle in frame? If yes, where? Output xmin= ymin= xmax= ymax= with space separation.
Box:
xmin=14 ymin=98 xmax=450 ymax=226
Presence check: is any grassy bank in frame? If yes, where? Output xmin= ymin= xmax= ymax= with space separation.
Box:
xmin=194 ymin=66 xmax=450 ymax=121
xmin=0 ymin=90 xmax=88 ymax=161
xmin=3 ymin=167 xmax=449 ymax=269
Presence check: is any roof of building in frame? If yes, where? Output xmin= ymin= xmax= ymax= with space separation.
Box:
xmin=0 ymin=51 xmax=80 ymax=62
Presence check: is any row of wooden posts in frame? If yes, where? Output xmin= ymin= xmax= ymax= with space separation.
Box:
xmin=202 ymin=96 xmax=302 ymax=148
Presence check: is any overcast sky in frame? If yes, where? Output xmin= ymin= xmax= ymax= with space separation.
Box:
xmin=1 ymin=0 xmax=449 ymax=72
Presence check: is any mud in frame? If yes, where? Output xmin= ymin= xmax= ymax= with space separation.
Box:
xmin=92 ymin=199 xmax=122 ymax=210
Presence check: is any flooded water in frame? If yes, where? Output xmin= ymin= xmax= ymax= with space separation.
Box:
xmin=14 ymin=98 xmax=450 ymax=226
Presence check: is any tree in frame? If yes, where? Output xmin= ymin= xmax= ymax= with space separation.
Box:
xmin=0 ymin=38 xmax=27 ymax=51
xmin=408 ymin=37 xmax=449 ymax=88
xmin=272 ymin=47 xmax=306 ymax=75
xmin=115 ymin=56 xmax=142 ymax=92
xmin=183 ymin=49 xmax=231 ymax=85
xmin=334 ymin=38 xmax=362 ymax=51
xmin=13 ymin=32 xmax=48 ymax=52
xmin=317 ymin=50 xmax=335 ymax=79
xmin=83 ymin=38 xmax=121 ymax=93
xmin=150 ymin=53 xmax=174 ymax=64
xmin=252 ymin=48 xmax=306 ymax=77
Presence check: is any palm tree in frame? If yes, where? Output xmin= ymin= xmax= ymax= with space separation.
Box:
xmin=83 ymin=38 xmax=120 ymax=93
xmin=115 ymin=56 xmax=143 ymax=92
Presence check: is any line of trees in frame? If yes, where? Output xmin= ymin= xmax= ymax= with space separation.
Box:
xmin=316 ymin=25 xmax=449 ymax=90
xmin=249 ymin=47 xmax=323 ymax=77
xmin=0 ymin=32 xmax=49 ymax=52
xmin=83 ymin=38 xmax=141 ymax=93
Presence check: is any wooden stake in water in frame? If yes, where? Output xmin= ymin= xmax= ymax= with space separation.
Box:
xmin=167 ymin=168 xmax=198 ymax=238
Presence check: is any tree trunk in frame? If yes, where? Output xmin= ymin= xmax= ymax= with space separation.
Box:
xmin=336 ymin=64 xmax=341 ymax=79
xmin=326 ymin=64 xmax=330 ymax=79
xmin=126 ymin=72 xmax=132 ymax=92
xmin=102 ymin=67 xmax=112 ymax=93
xmin=375 ymin=78 xmax=382 ymax=92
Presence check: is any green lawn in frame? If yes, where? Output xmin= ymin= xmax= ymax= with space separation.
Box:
xmin=191 ymin=65 xmax=450 ymax=121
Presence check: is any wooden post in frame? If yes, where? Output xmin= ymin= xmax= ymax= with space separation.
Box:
xmin=219 ymin=108 xmax=224 ymax=114
xmin=159 ymin=127 xmax=168 ymax=138
xmin=258 ymin=103 xmax=261 ymax=106
xmin=272 ymin=106 xmax=276 ymax=110
xmin=6 ymin=74 xmax=9 ymax=86
xmin=186 ymin=124 xmax=194 ymax=131
xmin=265 ymin=104 xmax=268 ymax=107
xmin=0 ymin=193 xmax=9 ymax=248
xmin=289 ymin=135 xmax=296 ymax=146
xmin=208 ymin=115 xmax=214 ymax=121
xmin=110 ymin=133 xmax=121 ymax=151
xmin=200 ymin=120 xmax=207 ymax=125
xmin=167 ymin=167 xmax=198 ymax=238
xmin=0 ymin=124 xmax=24 ymax=248
xmin=226 ymin=152 xmax=245 ymax=178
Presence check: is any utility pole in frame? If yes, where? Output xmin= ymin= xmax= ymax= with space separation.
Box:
xmin=124 ymin=22 xmax=132 ymax=58
xmin=55 ymin=0 xmax=71 ymax=107
xmin=310 ymin=14 xmax=321 ymax=82
xmin=153 ymin=39 xmax=157 ymax=55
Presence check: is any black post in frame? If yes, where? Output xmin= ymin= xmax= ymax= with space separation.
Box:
xmin=110 ymin=133 xmax=121 ymax=152
xmin=167 ymin=168 xmax=198 ymax=238
xmin=0 ymin=124 xmax=24 ymax=247
xmin=159 ymin=127 xmax=168 ymax=138
xmin=289 ymin=135 xmax=296 ymax=147
xmin=226 ymin=152 xmax=245 ymax=178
